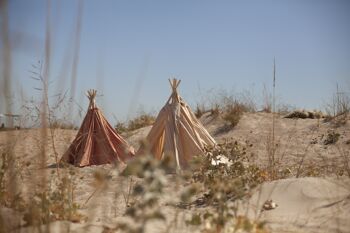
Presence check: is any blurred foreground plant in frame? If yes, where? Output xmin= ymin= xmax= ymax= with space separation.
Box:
xmin=116 ymin=155 xmax=173 ymax=233
xmin=23 ymin=169 xmax=84 ymax=226
xmin=184 ymin=142 xmax=268 ymax=232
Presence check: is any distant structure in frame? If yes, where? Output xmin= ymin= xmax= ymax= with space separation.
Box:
xmin=0 ymin=113 xmax=21 ymax=129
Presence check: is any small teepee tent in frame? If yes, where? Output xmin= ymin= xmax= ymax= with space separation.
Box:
xmin=137 ymin=79 xmax=216 ymax=170
xmin=61 ymin=90 xmax=134 ymax=167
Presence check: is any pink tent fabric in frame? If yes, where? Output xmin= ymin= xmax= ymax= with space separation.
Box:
xmin=61 ymin=90 xmax=134 ymax=167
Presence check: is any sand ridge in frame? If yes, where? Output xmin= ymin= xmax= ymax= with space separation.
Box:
xmin=0 ymin=112 xmax=349 ymax=233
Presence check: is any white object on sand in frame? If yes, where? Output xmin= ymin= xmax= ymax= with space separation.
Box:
xmin=211 ymin=154 xmax=233 ymax=166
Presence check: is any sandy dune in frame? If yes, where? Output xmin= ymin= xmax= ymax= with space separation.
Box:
xmin=245 ymin=177 xmax=350 ymax=233
xmin=0 ymin=112 xmax=349 ymax=233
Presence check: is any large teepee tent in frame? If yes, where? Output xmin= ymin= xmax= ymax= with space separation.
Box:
xmin=137 ymin=79 xmax=216 ymax=169
xmin=61 ymin=90 xmax=135 ymax=167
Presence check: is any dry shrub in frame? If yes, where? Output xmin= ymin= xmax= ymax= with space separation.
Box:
xmin=110 ymin=142 xmax=269 ymax=232
xmin=338 ymin=147 xmax=350 ymax=178
xmin=276 ymin=103 xmax=296 ymax=115
xmin=115 ymin=121 xmax=128 ymax=134
xmin=0 ymin=149 xmax=25 ymax=210
xmin=324 ymin=84 xmax=350 ymax=126
xmin=194 ymin=103 xmax=219 ymax=119
xmin=23 ymin=173 xmax=83 ymax=226
xmin=0 ymin=59 xmax=84 ymax=228
xmin=323 ymin=130 xmax=340 ymax=145
xmin=191 ymin=142 xmax=265 ymax=200
xmin=262 ymin=84 xmax=272 ymax=113
xmin=222 ymin=102 xmax=248 ymax=128
xmin=0 ymin=146 xmax=83 ymax=227
xmin=0 ymin=1 xmax=87 ymax=231
xmin=183 ymin=142 xmax=268 ymax=232
xmin=128 ymin=114 xmax=155 ymax=131
xmin=220 ymin=91 xmax=256 ymax=129
xmin=50 ymin=120 xmax=77 ymax=130
xmin=285 ymin=110 xmax=324 ymax=119
xmin=210 ymin=104 xmax=220 ymax=117
xmin=0 ymin=152 xmax=9 ymax=202
xmin=116 ymin=155 xmax=174 ymax=233
xmin=196 ymin=89 xmax=256 ymax=130
xmin=195 ymin=103 xmax=206 ymax=118
xmin=195 ymin=88 xmax=256 ymax=118
xmin=115 ymin=112 xmax=155 ymax=133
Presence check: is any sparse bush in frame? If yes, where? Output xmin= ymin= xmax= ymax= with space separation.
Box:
xmin=0 ymin=59 xmax=84 ymax=230
xmin=338 ymin=147 xmax=350 ymax=178
xmin=1 ymin=6 xmax=87 ymax=231
xmin=1 ymin=149 xmax=83 ymax=227
xmin=50 ymin=120 xmax=77 ymax=129
xmin=219 ymin=91 xmax=256 ymax=129
xmin=222 ymin=102 xmax=246 ymax=128
xmin=325 ymin=84 xmax=350 ymax=126
xmin=116 ymin=155 xmax=173 ymax=233
xmin=323 ymin=130 xmax=340 ymax=145
xmin=262 ymin=84 xmax=272 ymax=113
xmin=115 ymin=121 xmax=128 ymax=133
xmin=0 ymin=151 xmax=9 ymax=204
xmin=191 ymin=142 xmax=265 ymax=200
xmin=23 ymin=174 xmax=83 ymax=226
xmin=0 ymin=146 xmax=28 ymax=212
xmin=284 ymin=110 xmax=324 ymax=119
xmin=116 ymin=112 xmax=156 ymax=133
xmin=195 ymin=104 xmax=206 ymax=118
xmin=239 ymin=89 xmax=257 ymax=113
xmin=326 ymin=85 xmax=350 ymax=117
xmin=210 ymin=104 xmax=220 ymax=117
xmin=195 ymin=88 xmax=256 ymax=120
xmin=277 ymin=104 xmax=295 ymax=115
xmin=127 ymin=114 xmax=155 ymax=131
xmin=183 ymin=142 xmax=268 ymax=232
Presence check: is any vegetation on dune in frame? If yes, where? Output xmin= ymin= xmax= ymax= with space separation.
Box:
xmin=116 ymin=156 xmax=172 ymax=233
xmin=0 ymin=59 xmax=348 ymax=232
xmin=324 ymin=86 xmax=350 ymax=127
xmin=183 ymin=142 xmax=269 ymax=233
xmin=195 ymin=89 xmax=257 ymax=131
xmin=115 ymin=112 xmax=156 ymax=134
xmin=0 ymin=0 xmax=349 ymax=229
xmin=0 ymin=57 xmax=85 ymax=231
xmin=222 ymin=102 xmax=248 ymax=128
xmin=97 ymin=142 xmax=271 ymax=233
xmin=23 ymin=173 xmax=83 ymax=226
xmin=1 ymin=80 xmax=349 ymax=232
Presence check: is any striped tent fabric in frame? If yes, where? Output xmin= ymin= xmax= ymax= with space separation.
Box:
xmin=61 ymin=89 xmax=134 ymax=167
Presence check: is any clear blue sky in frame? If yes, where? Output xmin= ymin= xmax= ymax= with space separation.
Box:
xmin=3 ymin=0 xmax=350 ymax=124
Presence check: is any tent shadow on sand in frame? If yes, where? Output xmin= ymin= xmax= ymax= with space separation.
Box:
xmin=213 ymin=124 xmax=233 ymax=136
